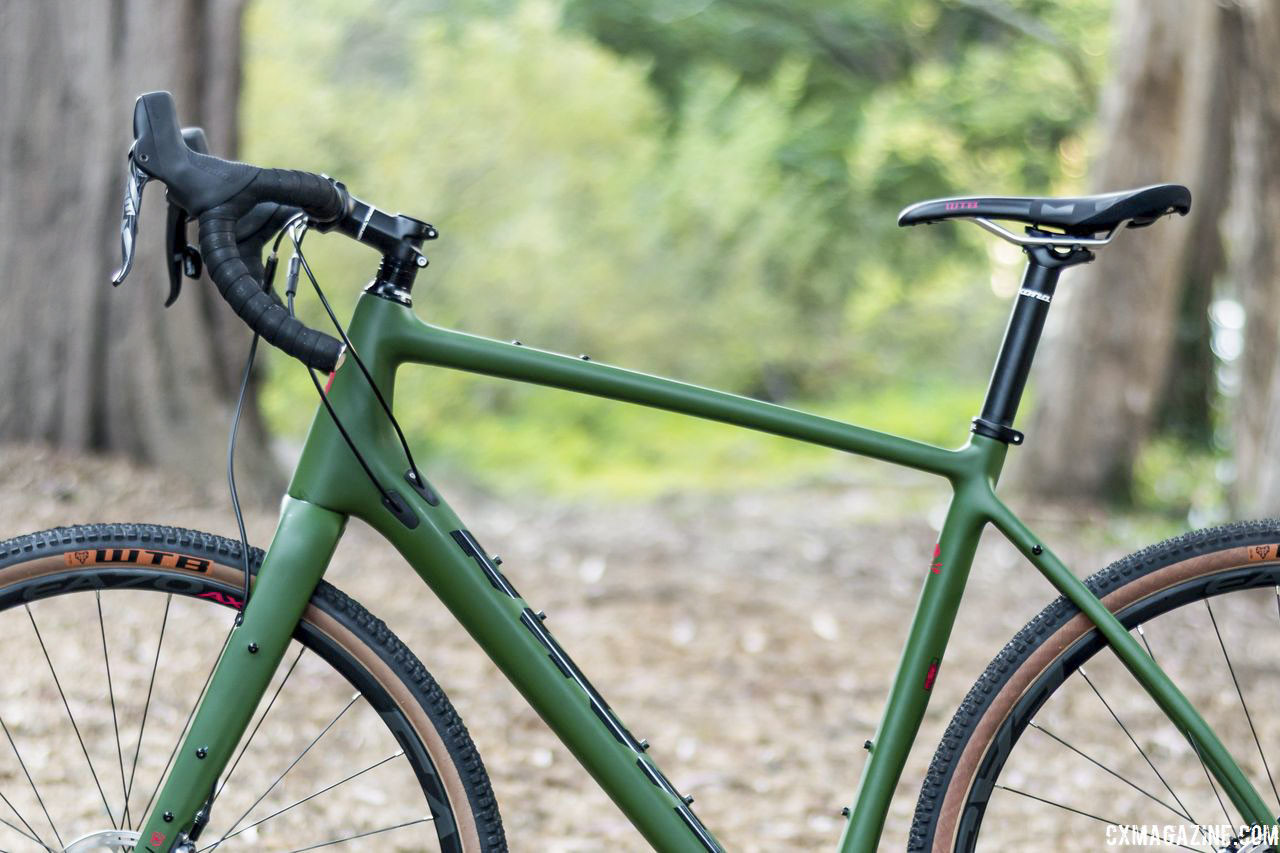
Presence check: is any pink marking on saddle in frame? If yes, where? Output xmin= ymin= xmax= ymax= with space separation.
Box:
xmin=944 ymin=201 xmax=979 ymax=211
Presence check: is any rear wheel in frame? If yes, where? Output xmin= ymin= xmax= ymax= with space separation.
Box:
xmin=0 ymin=523 xmax=505 ymax=852
xmin=912 ymin=521 xmax=1280 ymax=852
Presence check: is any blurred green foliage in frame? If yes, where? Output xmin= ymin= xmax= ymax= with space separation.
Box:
xmin=245 ymin=0 xmax=1107 ymax=497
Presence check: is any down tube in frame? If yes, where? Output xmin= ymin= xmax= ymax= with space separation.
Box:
xmin=358 ymin=488 xmax=723 ymax=852
xmin=838 ymin=481 xmax=990 ymax=853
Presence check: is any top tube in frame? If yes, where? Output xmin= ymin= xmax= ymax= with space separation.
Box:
xmin=363 ymin=295 xmax=981 ymax=481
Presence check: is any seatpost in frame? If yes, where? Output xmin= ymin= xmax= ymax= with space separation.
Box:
xmin=973 ymin=242 xmax=1093 ymax=445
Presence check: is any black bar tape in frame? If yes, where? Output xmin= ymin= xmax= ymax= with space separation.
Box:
xmin=198 ymin=169 xmax=349 ymax=372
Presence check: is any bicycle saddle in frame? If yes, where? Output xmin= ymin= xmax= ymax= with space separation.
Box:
xmin=896 ymin=183 xmax=1191 ymax=238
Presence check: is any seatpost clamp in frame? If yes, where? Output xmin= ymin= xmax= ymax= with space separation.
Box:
xmin=971 ymin=417 xmax=1024 ymax=445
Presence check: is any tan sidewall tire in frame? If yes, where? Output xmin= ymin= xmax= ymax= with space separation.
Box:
xmin=929 ymin=542 xmax=1276 ymax=851
xmin=0 ymin=547 xmax=487 ymax=852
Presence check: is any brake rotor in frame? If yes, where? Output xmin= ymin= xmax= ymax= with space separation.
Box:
xmin=62 ymin=829 xmax=141 ymax=852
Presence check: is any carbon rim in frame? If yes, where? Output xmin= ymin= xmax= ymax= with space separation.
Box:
xmin=935 ymin=555 xmax=1280 ymax=852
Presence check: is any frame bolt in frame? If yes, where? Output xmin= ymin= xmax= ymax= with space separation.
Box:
xmin=164 ymin=811 xmax=174 ymax=822
xmin=863 ymin=740 xmax=873 ymax=751
xmin=512 ymin=340 xmax=523 ymax=346
xmin=682 ymin=794 xmax=694 ymax=805
xmin=639 ymin=739 xmax=649 ymax=751
xmin=195 ymin=747 xmax=208 ymax=759
xmin=491 ymin=555 xmax=503 ymax=566
xmin=536 ymin=610 xmax=547 ymax=621
xmin=247 ymin=642 xmax=259 ymax=654
xmin=840 ymin=807 xmax=851 ymax=818
xmin=1031 ymin=545 xmax=1043 ymax=555
xmin=579 ymin=354 xmax=591 ymax=361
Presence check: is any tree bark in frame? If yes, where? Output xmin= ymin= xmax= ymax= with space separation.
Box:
xmin=1154 ymin=4 xmax=1241 ymax=447
xmin=0 ymin=0 xmax=279 ymax=499
xmin=1229 ymin=0 xmax=1280 ymax=514
xmin=1016 ymin=0 xmax=1232 ymax=501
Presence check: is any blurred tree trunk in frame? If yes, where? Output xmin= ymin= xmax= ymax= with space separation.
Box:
xmin=1017 ymin=0 xmax=1234 ymax=501
xmin=1155 ymin=4 xmax=1242 ymax=446
xmin=1230 ymin=0 xmax=1280 ymax=514
xmin=0 ymin=1 xmax=280 ymax=498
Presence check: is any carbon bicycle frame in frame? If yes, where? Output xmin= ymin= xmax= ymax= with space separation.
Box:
xmin=137 ymin=286 xmax=1277 ymax=852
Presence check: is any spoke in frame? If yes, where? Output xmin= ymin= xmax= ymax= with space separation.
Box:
xmin=1137 ymin=624 xmax=1235 ymax=827
xmin=994 ymin=784 xmax=1207 ymax=852
xmin=1080 ymin=667 xmax=1196 ymax=824
xmin=137 ymin=619 xmax=236 ymax=825
xmin=0 ymin=788 xmax=51 ymax=851
xmin=0 ymin=814 xmax=47 ymax=851
xmin=284 ymin=815 xmax=434 ymax=852
xmin=1028 ymin=720 xmax=1188 ymax=820
xmin=98 ymin=592 xmax=131 ymax=830
xmin=1188 ymin=730 xmax=1238 ymax=828
xmin=202 ymin=750 xmax=404 ymax=848
xmin=124 ymin=593 xmax=171 ymax=830
xmin=213 ymin=647 xmax=306 ymax=805
xmin=0 ymin=717 xmax=62 ymax=849
xmin=207 ymin=693 xmax=361 ymax=851
xmin=1205 ymin=599 xmax=1280 ymax=808
xmin=26 ymin=604 xmax=116 ymax=828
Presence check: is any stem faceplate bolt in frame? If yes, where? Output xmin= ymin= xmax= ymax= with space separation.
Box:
xmin=164 ymin=811 xmax=174 ymax=822
xmin=195 ymin=747 xmax=208 ymax=759
xmin=248 ymin=642 xmax=259 ymax=654
xmin=1031 ymin=545 xmax=1043 ymax=555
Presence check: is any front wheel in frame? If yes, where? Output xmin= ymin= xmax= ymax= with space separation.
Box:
xmin=0 ymin=523 xmax=505 ymax=852
xmin=912 ymin=521 xmax=1280 ymax=852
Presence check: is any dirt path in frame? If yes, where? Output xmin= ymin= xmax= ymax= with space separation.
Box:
xmin=0 ymin=444 xmax=1164 ymax=850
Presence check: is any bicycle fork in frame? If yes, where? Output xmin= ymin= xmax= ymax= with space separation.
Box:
xmin=134 ymin=497 xmax=345 ymax=852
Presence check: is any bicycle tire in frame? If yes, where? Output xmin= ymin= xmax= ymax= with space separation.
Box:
xmin=910 ymin=520 xmax=1280 ymax=851
xmin=0 ymin=522 xmax=506 ymax=852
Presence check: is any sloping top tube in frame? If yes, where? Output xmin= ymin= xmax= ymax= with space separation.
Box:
xmin=380 ymin=307 xmax=970 ymax=481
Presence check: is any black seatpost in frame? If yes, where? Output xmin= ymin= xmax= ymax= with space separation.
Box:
xmin=973 ymin=242 xmax=1093 ymax=445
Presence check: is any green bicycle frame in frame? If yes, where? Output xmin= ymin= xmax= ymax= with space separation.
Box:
xmin=137 ymin=272 xmax=1277 ymax=851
